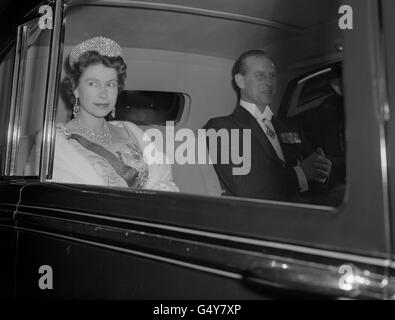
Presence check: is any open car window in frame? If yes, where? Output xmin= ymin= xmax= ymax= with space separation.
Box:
xmin=47 ymin=1 xmax=346 ymax=208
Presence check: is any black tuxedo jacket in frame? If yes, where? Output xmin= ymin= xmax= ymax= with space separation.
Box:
xmin=205 ymin=106 xmax=314 ymax=202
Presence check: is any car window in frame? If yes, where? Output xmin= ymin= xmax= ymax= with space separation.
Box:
xmin=48 ymin=2 xmax=346 ymax=208
xmin=279 ymin=64 xmax=346 ymax=205
xmin=7 ymin=21 xmax=52 ymax=177
xmin=298 ymin=70 xmax=336 ymax=108
xmin=115 ymin=90 xmax=186 ymax=126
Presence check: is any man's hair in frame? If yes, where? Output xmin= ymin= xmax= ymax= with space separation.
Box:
xmin=232 ymin=49 xmax=270 ymax=78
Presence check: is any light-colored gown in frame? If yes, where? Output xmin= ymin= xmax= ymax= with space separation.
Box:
xmin=25 ymin=121 xmax=179 ymax=192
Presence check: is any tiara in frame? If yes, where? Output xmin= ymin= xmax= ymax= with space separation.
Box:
xmin=69 ymin=36 xmax=122 ymax=67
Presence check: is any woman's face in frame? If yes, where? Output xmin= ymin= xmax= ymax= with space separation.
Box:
xmin=74 ymin=63 xmax=118 ymax=119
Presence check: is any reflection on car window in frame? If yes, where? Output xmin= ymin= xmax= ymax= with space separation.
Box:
xmin=15 ymin=26 xmax=52 ymax=176
xmin=298 ymin=70 xmax=335 ymax=108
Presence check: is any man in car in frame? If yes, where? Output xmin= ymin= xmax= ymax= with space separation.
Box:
xmin=205 ymin=50 xmax=332 ymax=203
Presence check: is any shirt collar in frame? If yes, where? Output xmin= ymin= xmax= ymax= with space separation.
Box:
xmin=240 ymin=99 xmax=273 ymax=122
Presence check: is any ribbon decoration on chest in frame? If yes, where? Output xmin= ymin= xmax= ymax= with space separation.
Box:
xmin=69 ymin=134 xmax=140 ymax=188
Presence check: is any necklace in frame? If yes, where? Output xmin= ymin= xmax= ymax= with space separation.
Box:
xmin=72 ymin=117 xmax=112 ymax=144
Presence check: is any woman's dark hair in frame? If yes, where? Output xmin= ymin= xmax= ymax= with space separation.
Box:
xmin=63 ymin=50 xmax=127 ymax=106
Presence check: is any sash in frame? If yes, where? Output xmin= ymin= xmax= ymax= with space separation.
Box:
xmin=69 ymin=134 xmax=140 ymax=188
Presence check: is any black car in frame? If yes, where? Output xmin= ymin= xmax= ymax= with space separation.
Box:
xmin=0 ymin=0 xmax=394 ymax=299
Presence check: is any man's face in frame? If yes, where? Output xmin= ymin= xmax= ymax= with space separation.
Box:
xmin=237 ymin=55 xmax=277 ymax=108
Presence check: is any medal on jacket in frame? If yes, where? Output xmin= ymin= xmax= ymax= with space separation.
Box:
xmin=280 ymin=132 xmax=302 ymax=144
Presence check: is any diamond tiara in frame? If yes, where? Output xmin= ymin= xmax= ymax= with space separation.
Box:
xmin=69 ymin=36 xmax=122 ymax=67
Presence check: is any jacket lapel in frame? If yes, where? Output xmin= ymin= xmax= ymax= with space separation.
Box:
xmin=233 ymin=106 xmax=284 ymax=165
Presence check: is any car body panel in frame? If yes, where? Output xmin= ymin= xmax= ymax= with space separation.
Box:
xmin=14 ymin=182 xmax=388 ymax=298
xmin=0 ymin=182 xmax=23 ymax=299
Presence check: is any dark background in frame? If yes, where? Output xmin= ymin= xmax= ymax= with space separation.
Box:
xmin=0 ymin=0 xmax=43 ymax=47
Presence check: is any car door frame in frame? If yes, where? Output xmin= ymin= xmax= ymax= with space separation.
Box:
xmin=380 ymin=0 xmax=395 ymax=299
xmin=0 ymin=0 xmax=62 ymax=299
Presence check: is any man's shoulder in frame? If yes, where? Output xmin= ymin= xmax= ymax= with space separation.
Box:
xmin=273 ymin=116 xmax=300 ymax=131
xmin=205 ymin=114 xmax=238 ymax=130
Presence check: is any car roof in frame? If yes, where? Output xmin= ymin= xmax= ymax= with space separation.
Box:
xmin=64 ymin=0 xmax=340 ymax=61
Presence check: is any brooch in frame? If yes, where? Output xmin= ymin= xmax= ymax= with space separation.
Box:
xmin=125 ymin=143 xmax=142 ymax=162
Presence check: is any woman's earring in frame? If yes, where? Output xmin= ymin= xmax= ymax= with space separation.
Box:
xmin=73 ymin=97 xmax=80 ymax=118
xmin=111 ymin=108 xmax=116 ymax=118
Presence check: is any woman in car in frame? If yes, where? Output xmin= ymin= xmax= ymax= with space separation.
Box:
xmin=26 ymin=36 xmax=178 ymax=192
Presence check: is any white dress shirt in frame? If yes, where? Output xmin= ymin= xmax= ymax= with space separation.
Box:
xmin=240 ymin=100 xmax=309 ymax=192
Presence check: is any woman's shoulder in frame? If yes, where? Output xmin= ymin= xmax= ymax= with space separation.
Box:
xmin=109 ymin=120 xmax=142 ymax=131
xmin=56 ymin=122 xmax=73 ymax=138
xmin=109 ymin=120 xmax=145 ymax=140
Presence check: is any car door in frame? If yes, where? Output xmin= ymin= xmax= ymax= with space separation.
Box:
xmin=0 ymin=1 xmax=59 ymax=299
xmin=12 ymin=0 xmax=393 ymax=299
xmin=0 ymin=40 xmax=19 ymax=299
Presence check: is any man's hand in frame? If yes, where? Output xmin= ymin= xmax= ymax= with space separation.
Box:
xmin=300 ymin=147 xmax=332 ymax=183
xmin=313 ymin=148 xmax=332 ymax=182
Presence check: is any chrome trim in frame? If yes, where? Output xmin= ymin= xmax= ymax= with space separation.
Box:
xmin=68 ymin=0 xmax=302 ymax=33
xmin=289 ymin=54 xmax=342 ymax=70
xmin=47 ymin=1 xmax=67 ymax=178
xmin=368 ymin=1 xmax=392 ymax=259
xmin=297 ymin=68 xmax=332 ymax=84
xmin=18 ymin=204 xmax=391 ymax=267
xmin=8 ymin=25 xmax=29 ymax=175
xmin=246 ymin=261 xmax=386 ymax=299
xmin=39 ymin=0 xmax=64 ymax=181
xmin=4 ymin=30 xmax=22 ymax=176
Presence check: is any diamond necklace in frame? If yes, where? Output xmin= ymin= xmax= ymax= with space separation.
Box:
xmin=73 ymin=117 xmax=112 ymax=144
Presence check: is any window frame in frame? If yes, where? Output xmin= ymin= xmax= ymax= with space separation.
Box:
xmin=1 ymin=0 xmax=64 ymax=180
xmin=115 ymin=90 xmax=191 ymax=127
xmin=380 ymin=0 xmax=395 ymax=261
xmin=0 ymin=39 xmax=16 ymax=176
xmin=279 ymin=64 xmax=341 ymax=118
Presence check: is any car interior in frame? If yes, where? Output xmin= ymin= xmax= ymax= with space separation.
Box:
xmin=15 ymin=0 xmax=345 ymax=205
